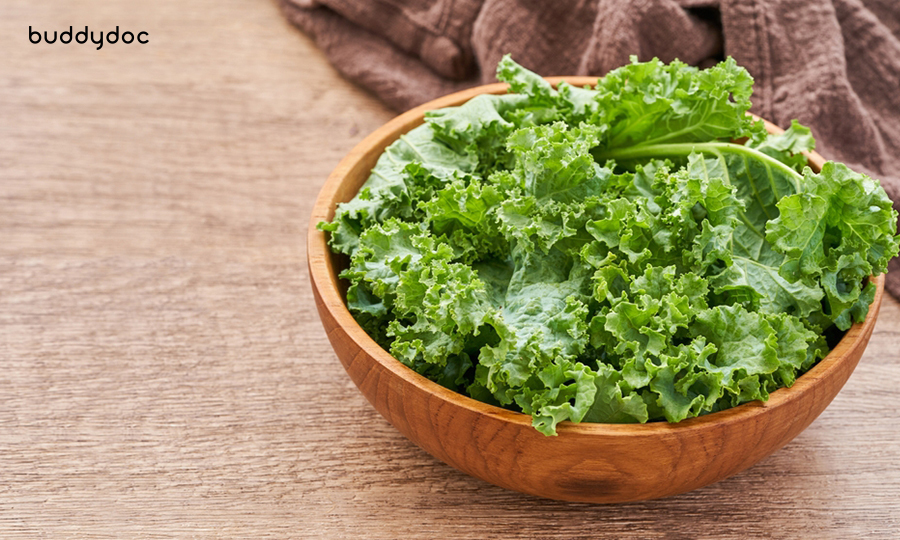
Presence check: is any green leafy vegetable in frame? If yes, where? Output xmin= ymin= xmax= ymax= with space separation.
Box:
xmin=320 ymin=56 xmax=900 ymax=435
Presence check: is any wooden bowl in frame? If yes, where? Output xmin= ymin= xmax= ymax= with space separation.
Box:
xmin=308 ymin=78 xmax=884 ymax=503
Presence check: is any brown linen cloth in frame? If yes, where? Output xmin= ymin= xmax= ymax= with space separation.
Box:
xmin=282 ymin=0 xmax=900 ymax=299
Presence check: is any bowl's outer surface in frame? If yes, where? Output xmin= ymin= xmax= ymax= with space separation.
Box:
xmin=308 ymin=78 xmax=885 ymax=503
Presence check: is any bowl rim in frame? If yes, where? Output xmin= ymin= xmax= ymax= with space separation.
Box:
xmin=308 ymin=77 xmax=885 ymax=437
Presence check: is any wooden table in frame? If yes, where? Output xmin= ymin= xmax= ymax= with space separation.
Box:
xmin=2 ymin=0 xmax=899 ymax=537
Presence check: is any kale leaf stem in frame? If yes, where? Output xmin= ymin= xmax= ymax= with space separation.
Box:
xmin=596 ymin=141 xmax=803 ymax=192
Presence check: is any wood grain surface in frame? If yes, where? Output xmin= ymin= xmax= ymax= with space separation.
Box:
xmin=2 ymin=0 xmax=899 ymax=537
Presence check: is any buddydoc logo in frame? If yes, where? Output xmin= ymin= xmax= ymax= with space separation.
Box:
xmin=30 ymin=26 xmax=148 ymax=50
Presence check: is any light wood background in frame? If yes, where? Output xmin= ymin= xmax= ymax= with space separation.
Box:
xmin=2 ymin=0 xmax=899 ymax=537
